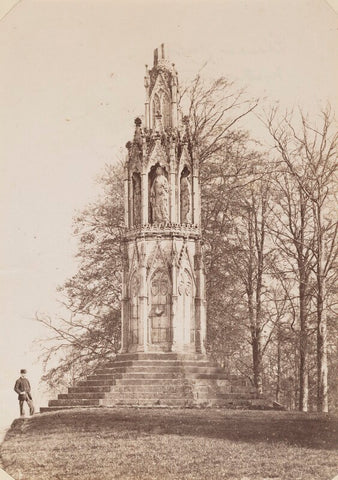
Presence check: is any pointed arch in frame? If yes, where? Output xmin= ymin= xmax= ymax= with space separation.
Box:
xmin=152 ymin=93 xmax=161 ymax=128
xmin=178 ymin=267 xmax=195 ymax=345
xmin=149 ymin=268 xmax=171 ymax=344
xmin=161 ymin=91 xmax=171 ymax=128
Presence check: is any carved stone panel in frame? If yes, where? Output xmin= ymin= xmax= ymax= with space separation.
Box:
xmin=178 ymin=268 xmax=194 ymax=345
xmin=149 ymin=269 xmax=170 ymax=343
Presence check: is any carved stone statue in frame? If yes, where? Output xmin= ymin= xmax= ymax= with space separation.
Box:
xmin=150 ymin=166 xmax=169 ymax=223
xmin=180 ymin=174 xmax=192 ymax=223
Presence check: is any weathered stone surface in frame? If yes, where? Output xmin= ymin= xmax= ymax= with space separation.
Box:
xmin=42 ymin=353 xmax=271 ymax=411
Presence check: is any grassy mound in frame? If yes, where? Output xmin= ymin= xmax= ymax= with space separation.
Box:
xmin=0 ymin=408 xmax=337 ymax=480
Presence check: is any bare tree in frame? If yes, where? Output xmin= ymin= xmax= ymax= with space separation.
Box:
xmin=226 ymin=168 xmax=276 ymax=395
xmin=36 ymin=162 xmax=124 ymax=388
xmin=265 ymin=105 xmax=338 ymax=412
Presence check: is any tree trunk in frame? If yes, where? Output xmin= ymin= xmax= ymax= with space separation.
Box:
xmin=316 ymin=204 xmax=328 ymax=412
xmin=299 ymin=280 xmax=309 ymax=412
xmin=276 ymin=322 xmax=281 ymax=403
xmin=252 ymin=339 xmax=263 ymax=395
xmin=317 ymin=306 xmax=328 ymax=412
xmin=247 ymin=204 xmax=265 ymax=397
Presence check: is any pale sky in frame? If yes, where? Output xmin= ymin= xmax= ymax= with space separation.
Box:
xmin=0 ymin=0 xmax=337 ymax=431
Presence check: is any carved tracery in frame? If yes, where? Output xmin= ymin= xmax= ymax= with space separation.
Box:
xmin=149 ymin=269 xmax=170 ymax=343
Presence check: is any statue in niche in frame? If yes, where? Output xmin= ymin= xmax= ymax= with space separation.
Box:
xmin=180 ymin=172 xmax=192 ymax=223
xmin=133 ymin=174 xmax=141 ymax=225
xmin=150 ymin=166 xmax=169 ymax=223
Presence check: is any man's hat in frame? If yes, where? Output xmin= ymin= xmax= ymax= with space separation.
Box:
xmin=20 ymin=369 xmax=27 ymax=374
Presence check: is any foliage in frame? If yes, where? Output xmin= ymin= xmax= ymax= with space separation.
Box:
xmin=37 ymin=163 xmax=124 ymax=388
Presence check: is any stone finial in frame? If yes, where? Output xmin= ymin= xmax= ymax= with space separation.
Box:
xmin=154 ymin=48 xmax=158 ymax=66
xmin=134 ymin=118 xmax=142 ymax=146
xmin=154 ymin=44 xmax=166 ymax=67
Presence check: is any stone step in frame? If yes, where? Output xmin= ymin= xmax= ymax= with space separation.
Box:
xmin=96 ymin=365 xmax=182 ymax=374
xmin=40 ymin=406 xmax=94 ymax=413
xmin=115 ymin=378 xmax=186 ymax=386
xmin=104 ymin=391 xmax=186 ymax=400
xmin=58 ymin=392 xmax=106 ymax=400
xmin=109 ymin=384 xmax=187 ymax=392
xmin=106 ymin=360 xmax=187 ymax=368
xmin=115 ymin=372 xmax=182 ymax=379
xmin=86 ymin=374 xmax=122 ymax=381
xmin=68 ymin=385 xmax=112 ymax=394
xmin=185 ymin=373 xmax=228 ymax=380
xmin=86 ymin=370 xmax=229 ymax=381
xmin=49 ymin=398 xmax=101 ymax=407
xmin=113 ymin=352 xmax=208 ymax=362
xmin=102 ymin=398 xmax=187 ymax=407
xmin=78 ymin=379 xmax=116 ymax=387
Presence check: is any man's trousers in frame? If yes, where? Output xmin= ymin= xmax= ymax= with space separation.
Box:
xmin=19 ymin=397 xmax=35 ymax=416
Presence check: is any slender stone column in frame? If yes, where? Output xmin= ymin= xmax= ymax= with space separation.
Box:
xmin=194 ymin=240 xmax=206 ymax=354
xmin=192 ymin=168 xmax=200 ymax=225
xmin=141 ymin=172 xmax=148 ymax=225
xmin=171 ymin=70 xmax=178 ymax=128
xmin=138 ymin=242 xmax=148 ymax=352
xmin=170 ymin=243 xmax=178 ymax=351
xmin=120 ymin=297 xmax=129 ymax=353
xmin=169 ymin=144 xmax=176 ymax=222
xmin=120 ymin=244 xmax=129 ymax=353
xmin=124 ymin=165 xmax=129 ymax=227
xmin=128 ymin=175 xmax=133 ymax=226
xmin=144 ymin=65 xmax=150 ymax=129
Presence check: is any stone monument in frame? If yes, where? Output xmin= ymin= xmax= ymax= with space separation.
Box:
xmin=121 ymin=44 xmax=206 ymax=357
xmin=42 ymin=46 xmax=266 ymax=411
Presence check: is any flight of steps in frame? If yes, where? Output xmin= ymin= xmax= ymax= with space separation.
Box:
xmin=40 ymin=353 xmax=269 ymax=412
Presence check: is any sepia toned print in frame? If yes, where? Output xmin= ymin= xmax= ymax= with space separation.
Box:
xmin=0 ymin=1 xmax=337 ymax=479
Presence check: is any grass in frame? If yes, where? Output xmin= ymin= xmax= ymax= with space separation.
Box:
xmin=0 ymin=408 xmax=337 ymax=480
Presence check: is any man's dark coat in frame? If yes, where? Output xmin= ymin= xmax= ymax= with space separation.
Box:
xmin=14 ymin=377 xmax=33 ymax=401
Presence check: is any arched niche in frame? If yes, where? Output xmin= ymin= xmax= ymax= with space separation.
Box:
xmin=162 ymin=92 xmax=171 ymax=128
xmin=148 ymin=268 xmax=171 ymax=344
xmin=177 ymin=268 xmax=195 ymax=345
xmin=132 ymin=172 xmax=141 ymax=226
xmin=152 ymin=93 xmax=160 ymax=128
xmin=180 ymin=166 xmax=192 ymax=223
xmin=148 ymin=164 xmax=169 ymax=224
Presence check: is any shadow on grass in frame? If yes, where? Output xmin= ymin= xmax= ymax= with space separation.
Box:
xmin=6 ymin=408 xmax=338 ymax=451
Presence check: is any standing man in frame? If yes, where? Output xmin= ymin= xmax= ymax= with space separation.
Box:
xmin=14 ymin=369 xmax=35 ymax=417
